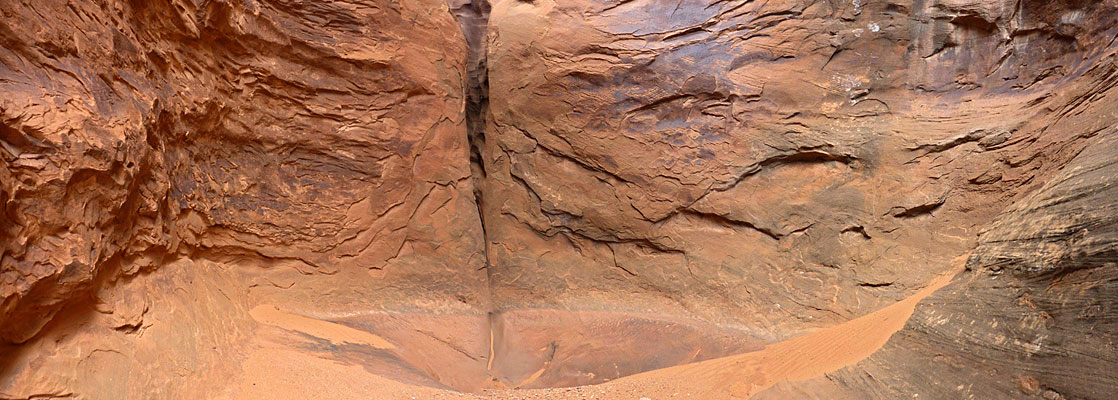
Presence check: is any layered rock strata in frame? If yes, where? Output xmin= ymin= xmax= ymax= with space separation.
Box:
xmin=1 ymin=0 xmax=1115 ymax=398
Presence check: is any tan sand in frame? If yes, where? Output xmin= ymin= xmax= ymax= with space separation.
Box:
xmin=228 ymin=256 xmax=963 ymax=400
xmin=593 ymin=256 xmax=966 ymax=399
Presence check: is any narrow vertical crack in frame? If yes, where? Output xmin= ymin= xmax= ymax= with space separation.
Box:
xmin=448 ymin=0 xmax=497 ymax=382
xmin=447 ymin=0 xmax=491 ymax=283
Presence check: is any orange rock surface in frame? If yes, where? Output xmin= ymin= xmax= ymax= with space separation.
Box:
xmin=2 ymin=0 xmax=1116 ymax=399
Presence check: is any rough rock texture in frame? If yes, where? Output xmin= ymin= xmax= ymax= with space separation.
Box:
xmin=1 ymin=0 xmax=488 ymax=397
xmin=481 ymin=0 xmax=1118 ymax=341
xmin=757 ymin=104 xmax=1118 ymax=399
xmin=1 ymin=0 xmax=1116 ymax=398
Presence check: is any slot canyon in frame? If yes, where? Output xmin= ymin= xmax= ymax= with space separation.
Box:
xmin=1 ymin=0 xmax=1116 ymax=398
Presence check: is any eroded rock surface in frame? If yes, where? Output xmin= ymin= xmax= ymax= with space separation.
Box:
xmin=480 ymin=0 xmax=1118 ymax=342
xmin=1 ymin=0 xmax=487 ymax=397
xmin=758 ymin=106 xmax=1118 ymax=399
xmin=1 ymin=0 xmax=1116 ymax=398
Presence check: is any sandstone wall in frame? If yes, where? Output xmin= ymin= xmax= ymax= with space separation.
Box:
xmin=481 ymin=0 xmax=1118 ymax=340
xmin=1 ymin=1 xmax=488 ymax=397
xmin=1 ymin=0 xmax=1115 ymax=398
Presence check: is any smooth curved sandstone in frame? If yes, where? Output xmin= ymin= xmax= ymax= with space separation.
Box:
xmin=1 ymin=0 xmax=1115 ymax=399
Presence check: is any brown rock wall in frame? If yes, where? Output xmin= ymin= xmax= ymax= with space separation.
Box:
xmin=1 ymin=0 xmax=1116 ymax=398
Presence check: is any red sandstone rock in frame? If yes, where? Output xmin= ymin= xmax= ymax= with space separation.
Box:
xmin=1 ymin=0 xmax=1115 ymax=399
xmin=1 ymin=0 xmax=486 ymax=397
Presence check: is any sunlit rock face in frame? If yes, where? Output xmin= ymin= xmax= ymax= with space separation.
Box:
xmin=1 ymin=0 xmax=1116 ymax=398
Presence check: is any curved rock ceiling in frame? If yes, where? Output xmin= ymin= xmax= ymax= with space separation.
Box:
xmin=1 ymin=0 xmax=1115 ymax=399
